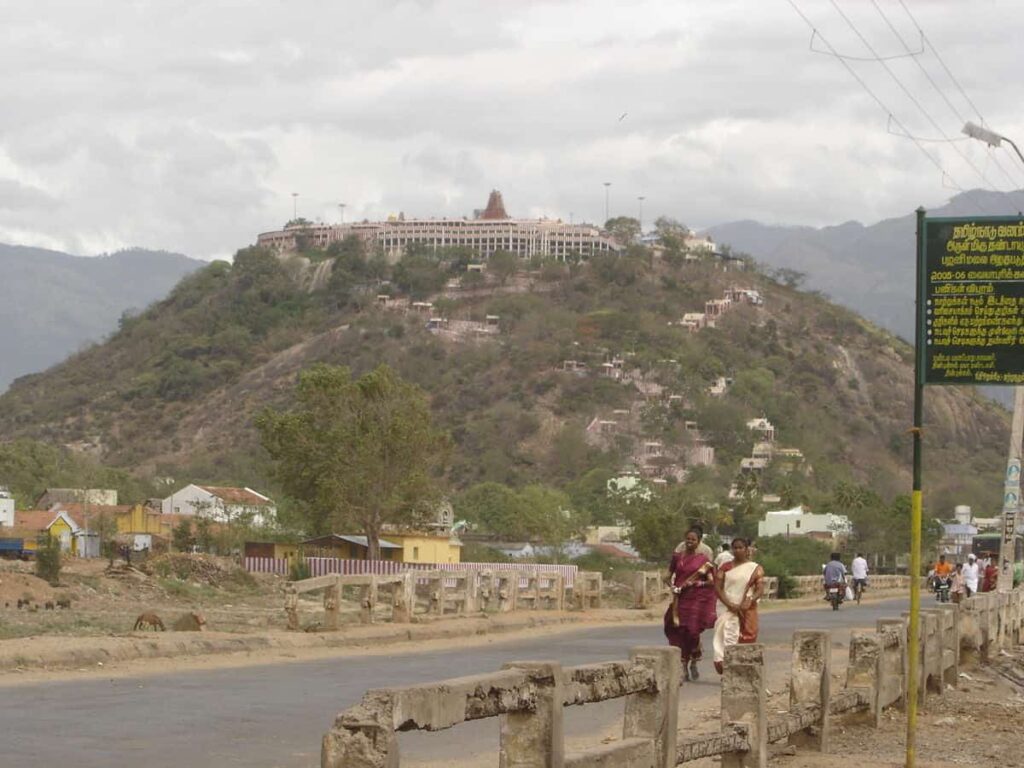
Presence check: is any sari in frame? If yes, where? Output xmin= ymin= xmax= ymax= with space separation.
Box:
xmin=712 ymin=560 xmax=763 ymax=674
xmin=663 ymin=551 xmax=715 ymax=663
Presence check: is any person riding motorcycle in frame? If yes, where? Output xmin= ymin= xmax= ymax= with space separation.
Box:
xmin=823 ymin=553 xmax=847 ymax=603
xmin=930 ymin=554 xmax=954 ymax=601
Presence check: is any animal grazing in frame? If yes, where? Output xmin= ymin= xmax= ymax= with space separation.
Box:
xmin=28 ymin=604 xmax=39 ymax=613
xmin=171 ymin=611 xmax=207 ymax=632
xmin=44 ymin=601 xmax=55 ymax=610
xmin=16 ymin=598 xmax=28 ymax=609
xmin=133 ymin=612 xmax=166 ymax=631
xmin=56 ymin=598 xmax=71 ymax=609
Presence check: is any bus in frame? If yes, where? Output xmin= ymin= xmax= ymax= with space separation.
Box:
xmin=971 ymin=532 xmax=1024 ymax=586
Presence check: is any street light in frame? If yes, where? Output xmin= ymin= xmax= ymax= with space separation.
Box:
xmin=291 ymin=192 xmax=299 ymax=221
xmin=962 ymin=120 xmax=1024 ymax=594
xmin=603 ymin=182 xmax=611 ymax=225
xmin=962 ymin=121 xmax=1024 ymax=166
xmin=638 ymin=196 xmax=646 ymax=234
xmin=338 ymin=202 xmax=347 ymax=224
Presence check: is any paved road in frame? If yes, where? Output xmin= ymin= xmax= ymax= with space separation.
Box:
xmin=2 ymin=598 xmax=907 ymax=767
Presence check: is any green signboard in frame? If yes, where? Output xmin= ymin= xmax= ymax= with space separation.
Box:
xmin=920 ymin=216 xmax=1024 ymax=385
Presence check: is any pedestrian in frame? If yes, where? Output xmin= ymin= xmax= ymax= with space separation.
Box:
xmin=962 ymin=554 xmax=980 ymax=597
xmin=982 ymin=558 xmax=998 ymax=592
xmin=663 ymin=527 xmax=716 ymax=682
xmin=712 ymin=537 xmax=765 ymax=675
xmin=714 ymin=542 xmax=734 ymax=568
xmin=675 ymin=524 xmax=714 ymax=561
xmin=950 ymin=563 xmax=966 ymax=604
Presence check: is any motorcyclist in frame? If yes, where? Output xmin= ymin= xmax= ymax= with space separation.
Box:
xmin=823 ymin=552 xmax=847 ymax=601
xmin=931 ymin=554 xmax=953 ymax=600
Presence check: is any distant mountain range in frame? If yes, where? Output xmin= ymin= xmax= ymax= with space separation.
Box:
xmin=703 ymin=189 xmax=1024 ymax=343
xmin=0 ymin=245 xmax=205 ymax=391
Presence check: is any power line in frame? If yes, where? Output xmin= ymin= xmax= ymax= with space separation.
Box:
xmin=896 ymin=0 xmax=985 ymax=123
xmin=827 ymin=0 xmax=998 ymax=208
xmin=874 ymin=0 xmax=1024 ymax=190
xmin=783 ymin=0 xmax=968 ymax=196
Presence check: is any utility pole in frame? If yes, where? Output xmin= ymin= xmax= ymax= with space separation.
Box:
xmin=338 ymin=203 xmax=346 ymax=224
xmin=291 ymin=192 xmax=299 ymax=221
xmin=638 ymin=196 xmax=646 ymax=234
xmin=962 ymin=122 xmax=1024 ymax=593
xmin=603 ymin=182 xmax=611 ymax=225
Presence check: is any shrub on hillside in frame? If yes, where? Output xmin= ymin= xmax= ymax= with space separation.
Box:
xmin=35 ymin=535 xmax=62 ymax=585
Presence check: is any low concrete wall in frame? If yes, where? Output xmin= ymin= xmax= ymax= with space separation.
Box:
xmin=323 ymin=585 xmax=1024 ymax=766
xmin=287 ymin=569 xmax=602 ymax=630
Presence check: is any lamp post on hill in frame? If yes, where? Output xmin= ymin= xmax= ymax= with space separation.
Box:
xmin=291 ymin=192 xmax=299 ymax=221
xmin=637 ymin=196 xmax=646 ymax=235
xmin=962 ymin=120 xmax=1024 ymax=594
xmin=603 ymin=182 xmax=611 ymax=226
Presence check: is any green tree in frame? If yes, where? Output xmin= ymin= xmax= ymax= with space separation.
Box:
xmin=172 ymin=518 xmax=195 ymax=552
xmin=36 ymin=535 xmax=62 ymax=585
xmin=194 ymin=516 xmax=215 ymax=553
xmin=257 ymin=364 xmax=449 ymax=559
xmin=453 ymin=482 xmax=528 ymax=538
xmin=488 ymin=250 xmax=518 ymax=285
xmin=604 ymin=216 xmax=641 ymax=244
xmin=393 ymin=253 xmax=446 ymax=299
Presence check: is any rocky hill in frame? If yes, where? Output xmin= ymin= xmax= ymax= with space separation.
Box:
xmin=0 ymin=244 xmax=204 ymax=391
xmin=0 ymin=242 xmax=1009 ymax=518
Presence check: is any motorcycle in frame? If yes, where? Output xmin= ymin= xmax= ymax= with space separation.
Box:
xmin=934 ymin=576 xmax=952 ymax=603
xmin=825 ymin=581 xmax=845 ymax=611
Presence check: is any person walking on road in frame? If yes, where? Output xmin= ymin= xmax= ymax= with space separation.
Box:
xmin=962 ymin=554 xmax=980 ymax=597
xmin=950 ymin=563 xmax=966 ymax=604
xmin=712 ymin=537 xmax=765 ymax=675
xmin=714 ymin=542 xmax=734 ymax=568
xmin=664 ymin=528 xmax=716 ymax=682
xmin=675 ymin=524 xmax=714 ymax=561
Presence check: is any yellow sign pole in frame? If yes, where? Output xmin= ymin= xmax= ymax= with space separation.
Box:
xmin=907 ymin=207 xmax=926 ymax=768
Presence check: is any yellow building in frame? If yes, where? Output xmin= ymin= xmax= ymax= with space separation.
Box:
xmin=384 ymin=532 xmax=462 ymax=564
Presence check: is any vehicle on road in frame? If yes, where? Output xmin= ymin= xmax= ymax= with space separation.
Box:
xmin=933 ymin=576 xmax=951 ymax=603
xmin=825 ymin=581 xmax=845 ymax=611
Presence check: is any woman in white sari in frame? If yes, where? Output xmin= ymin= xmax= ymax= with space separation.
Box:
xmin=712 ymin=537 xmax=765 ymax=674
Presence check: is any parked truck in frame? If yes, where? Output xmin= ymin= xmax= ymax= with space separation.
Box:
xmin=0 ymin=538 xmax=28 ymax=559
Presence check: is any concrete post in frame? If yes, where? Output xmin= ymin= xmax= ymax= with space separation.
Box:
xmin=877 ymin=618 xmax=907 ymax=711
xmin=359 ymin=579 xmax=378 ymax=624
xmin=720 ymin=644 xmax=766 ymax=768
xmin=623 ymin=646 xmax=680 ymax=768
xmin=789 ymin=630 xmax=830 ymax=751
xmin=499 ymin=661 xmax=564 ymax=768
xmin=321 ymin=692 xmax=399 ymax=768
xmin=323 ymin=581 xmax=340 ymax=631
xmin=551 ymin=572 xmax=565 ymax=611
xmin=477 ymin=570 xmax=495 ymax=612
xmin=463 ymin=571 xmax=480 ymax=614
xmin=936 ymin=604 xmax=959 ymax=687
xmin=497 ymin=571 xmax=518 ymax=613
xmin=427 ymin=571 xmax=445 ymax=616
xmin=846 ymin=631 xmax=881 ymax=725
xmin=634 ymin=571 xmax=649 ymax=609
xmin=391 ymin=572 xmax=415 ymax=623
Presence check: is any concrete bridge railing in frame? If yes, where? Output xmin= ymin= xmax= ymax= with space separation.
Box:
xmin=634 ymin=572 xmax=779 ymax=609
xmin=321 ymin=586 xmax=1024 ymax=766
xmin=285 ymin=569 xmax=603 ymax=629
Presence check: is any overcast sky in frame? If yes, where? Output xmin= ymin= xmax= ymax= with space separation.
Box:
xmin=2 ymin=0 xmax=1022 ymax=260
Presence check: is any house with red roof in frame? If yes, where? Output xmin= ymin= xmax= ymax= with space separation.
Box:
xmin=161 ymin=485 xmax=276 ymax=526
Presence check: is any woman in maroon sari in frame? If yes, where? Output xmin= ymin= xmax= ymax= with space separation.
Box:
xmin=664 ymin=528 xmax=716 ymax=681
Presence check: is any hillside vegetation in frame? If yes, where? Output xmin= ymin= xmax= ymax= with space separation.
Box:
xmin=0 ymin=238 xmax=1010 ymax=547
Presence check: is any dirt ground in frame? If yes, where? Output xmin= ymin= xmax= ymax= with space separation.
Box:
xmin=778 ymin=649 xmax=1024 ymax=767
xmin=0 ymin=555 xmax=290 ymax=639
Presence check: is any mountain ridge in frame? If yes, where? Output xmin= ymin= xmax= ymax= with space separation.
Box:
xmin=0 ymin=244 xmax=205 ymax=391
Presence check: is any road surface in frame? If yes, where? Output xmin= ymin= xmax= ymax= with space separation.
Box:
xmin=2 ymin=597 xmax=907 ymax=767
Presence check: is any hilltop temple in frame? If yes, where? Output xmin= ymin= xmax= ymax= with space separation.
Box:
xmin=257 ymin=190 xmax=619 ymax=262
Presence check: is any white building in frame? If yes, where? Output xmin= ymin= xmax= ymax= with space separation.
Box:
xmin=0 ymin=486 xmax=14 ymax=528
xmin=161 ymin=485 xmax=276 ymax=526
xmin=757 ymin=506 xmax=852 ymax=540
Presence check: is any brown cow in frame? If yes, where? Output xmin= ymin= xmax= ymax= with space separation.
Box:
xmin=171 ymin=612 xmax=207 ymax=632
xmin=133 ymin=612 xmax=165 ymax=631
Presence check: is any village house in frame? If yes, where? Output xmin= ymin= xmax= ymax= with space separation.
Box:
xmin=301 ymin=534 xmax=403 ymax=560
xmin=757 ymin=506 xmax=852 ymax=542
xmin=161 ymin=485 xmax=276 ymax=526
xmin=747 ymin=417 xmax=776 ymax=442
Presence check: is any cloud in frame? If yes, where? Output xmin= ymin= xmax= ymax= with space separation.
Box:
xmin=1 ymin=0 xmax=1022 ymax=259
